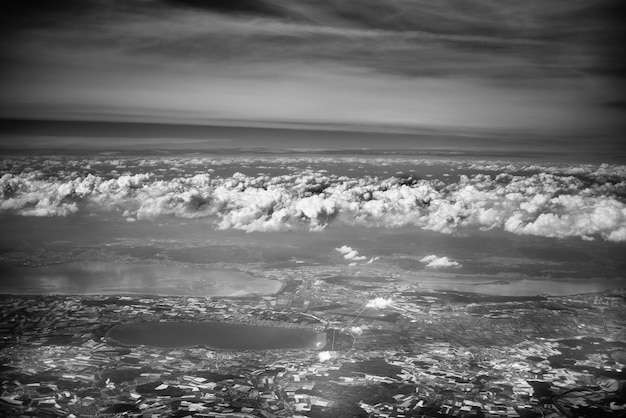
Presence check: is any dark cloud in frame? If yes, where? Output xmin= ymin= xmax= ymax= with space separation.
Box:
xmin=605 ymin=101 xmax=626 ymax=109
xmin=589 ymin=2 xmax=626 ymax=77
xmin=163 ymin=0 xmax=289 ymax=18
xmin=314 ymin=0 xmax=520 ymax=37
xmin=0 ymin=0 xmax=112 ymax=29
xmin=144 ymin=1 xmax=626 ymax=80
xmin=0 ymin=0 xmax=96 ymax=16
xmin=536 ymin=1 xmax=626 ymax=78
xmin=2 ymin=0 xmax=622 ymax=78
xmin=0 ymin=0 xmax=624 ymax=134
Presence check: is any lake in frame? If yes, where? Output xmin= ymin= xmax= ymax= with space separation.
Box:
xmin=0 ymin=261 xmax=282 ymax=297
xmin=416 ymin=276 xmax=626 ymax=296
xmin=106 ymin=321 xmax=326 ymax=350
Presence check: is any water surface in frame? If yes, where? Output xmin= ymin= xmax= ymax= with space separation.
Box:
xmin=0 ymin=261 xmax=281 ymax=296
xmin=106 ymin=321 xmax=326 ymax=350
xmin=416 ymin=276 xmax=626 ymax=296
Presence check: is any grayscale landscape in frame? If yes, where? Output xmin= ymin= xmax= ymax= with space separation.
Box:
xmin=1 ymin=1 xmax=625 ymax=417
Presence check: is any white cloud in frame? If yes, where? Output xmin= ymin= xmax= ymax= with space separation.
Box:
xmin=420 ymin=255 xmax=461 ymax=268
xmin=335 ymin=245 xmax=367 ymax=261
xmin=2 ymin=157 xmax=626 ymax=241
xmin=335 ymin=245 xmax=352 ymax=255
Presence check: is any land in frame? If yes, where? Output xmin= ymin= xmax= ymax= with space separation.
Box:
xmin=0 ymin=262 xmax=625 ymax=418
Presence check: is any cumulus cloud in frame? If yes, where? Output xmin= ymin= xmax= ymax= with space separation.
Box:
xmin=335 ymin=246 xmax=351 ymax=255
xmin=2 ymin=157 xmax=626 ymax=242
xmin=335 ymin=245 xmax=367 ymax=261
xmin=420 ymin=255 xmax=461 ymax=268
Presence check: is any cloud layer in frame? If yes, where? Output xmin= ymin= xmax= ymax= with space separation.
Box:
xmin=2 ymin=157 xmax=626 ymax=241
xmin=1 ymin=0 xmax=624 ymax=134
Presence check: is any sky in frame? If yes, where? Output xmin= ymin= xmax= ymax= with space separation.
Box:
xmin=1 ymin=0 xmax=625 ymax=136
